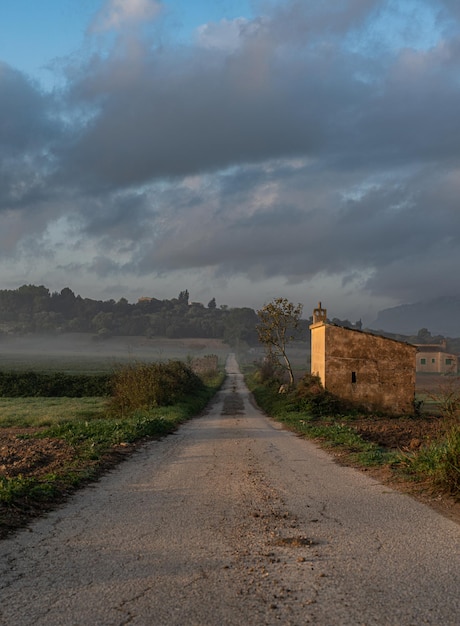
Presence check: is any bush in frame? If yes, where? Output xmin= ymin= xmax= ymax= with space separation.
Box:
xmin=0 ymin=371 xmax=112 ymax=397
xmin=109 ymin=360 xmax=205 ymax=416
xmin=294 ymin=373 xmax=344 ymax=417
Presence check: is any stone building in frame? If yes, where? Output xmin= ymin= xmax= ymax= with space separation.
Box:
xmin=310 ymin=303 xmax=417 ymax=414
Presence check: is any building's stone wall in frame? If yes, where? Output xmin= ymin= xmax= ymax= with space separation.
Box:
xmin=310 ymin=322 xmax=326 ymax=383
xmin=310 ymin=323 xmax=416 ymax=414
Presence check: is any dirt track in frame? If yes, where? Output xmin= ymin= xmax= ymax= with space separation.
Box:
xmin=0 ymin=354 xmax=459 ymax=625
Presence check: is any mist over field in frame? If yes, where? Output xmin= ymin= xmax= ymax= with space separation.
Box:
xmin=0 ymin=334 xmax=232 ymax=372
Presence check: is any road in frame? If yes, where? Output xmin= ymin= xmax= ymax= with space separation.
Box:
xmin=0 ymin=354 xmax=459 ymax=625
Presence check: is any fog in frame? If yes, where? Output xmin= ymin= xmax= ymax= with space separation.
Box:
xmin=0 ymin=334 xmax=231 ymax=370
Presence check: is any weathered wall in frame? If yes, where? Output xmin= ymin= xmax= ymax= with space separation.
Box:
xmin=311 ymin=323 xmax=416 ymax=414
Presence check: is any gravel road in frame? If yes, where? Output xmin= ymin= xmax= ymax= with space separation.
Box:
xmin=0 ymin=354 xmax=459 ymax=625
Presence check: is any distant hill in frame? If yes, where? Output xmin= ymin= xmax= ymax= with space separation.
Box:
xmin=371 ymin=296 xmax=460 ymax=337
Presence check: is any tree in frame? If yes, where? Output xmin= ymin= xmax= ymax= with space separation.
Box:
xmin=178 ymin=290 xmax=189 ymax=305
xmin=417 ymin=328 xmax=432 ymax=342
xmin=256 ymin=297 xmax=303 ymax=386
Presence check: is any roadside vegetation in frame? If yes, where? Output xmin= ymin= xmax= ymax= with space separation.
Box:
xmin=251 ymin=297 xmax=460 ymax=502
xmin=0 ymin=358 xmax=224 ymax=538
xmin=246 ymin=363 xmax=460 ymax=501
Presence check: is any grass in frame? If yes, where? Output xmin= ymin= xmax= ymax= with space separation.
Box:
xmin=398 ymin=426 xmax=460 ymax=496
xmin=0 ymin=397 xmax=107 ymax=427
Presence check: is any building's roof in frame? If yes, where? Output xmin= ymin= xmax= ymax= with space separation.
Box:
xmin=311 ymin=321 xmax=417 ymax=350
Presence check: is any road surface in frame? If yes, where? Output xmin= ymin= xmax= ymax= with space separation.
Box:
xmin=0 ymin=354 xmax=459 ymax=625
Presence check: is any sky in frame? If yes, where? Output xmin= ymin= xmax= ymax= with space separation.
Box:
xmin=1 ymin=0 xmax=460 ymax=324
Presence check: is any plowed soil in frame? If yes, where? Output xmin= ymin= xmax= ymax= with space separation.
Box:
xmin=350 ymin=415 xmax=445 ymax=451
xmin=0 ymin=428 xmax=75 ymax=479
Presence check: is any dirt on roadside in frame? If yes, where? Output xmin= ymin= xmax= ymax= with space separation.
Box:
xmin=0 ymin=428 xmax=75 ymax=479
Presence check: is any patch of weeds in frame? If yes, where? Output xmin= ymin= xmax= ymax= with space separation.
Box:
xmin=399 ymin=425 xmax=460 ymax=497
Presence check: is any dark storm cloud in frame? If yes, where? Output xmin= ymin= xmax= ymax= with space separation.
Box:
xmin=126 ymin=156 xmax=460 ymax=303
xmin=0 ymin=64 xmax=56 ymax=154
xmin=0 ymin=64 xmax=61 ymax=215
xmin=1 ymin=0 xmax=460 ymax=312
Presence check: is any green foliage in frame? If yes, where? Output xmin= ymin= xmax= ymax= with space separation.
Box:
xmin=108 ymin=360 xmax=205 ymax=416
xmin=252 ymin=358 xmax=281 ymax=385
xmin=249 ymin=367 xmax=344 ymax=418
xmin=294 ymin=373 xmax=345 ymax=416
xmin=0 ymin=283 xmax=261 ymax=345
xmin=0 ymin=371 xmax=112 ymax=397
xmin=400 ymin=425 xmax=460 ymax=497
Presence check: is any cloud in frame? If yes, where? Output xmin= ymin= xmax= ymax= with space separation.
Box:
xmin=88 ymin=0 xmax=163 ymax=33
xmin=57 ymin=0 xmax=459 ymax=192
xmin=0 ymin=64 xmax=49 ymax=153
xmin=1 ymin=0 xmax=460 ymax=319
xmin=196 ymin=17 xmax=259 ymax=52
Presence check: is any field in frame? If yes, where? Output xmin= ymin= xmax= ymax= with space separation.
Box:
xmin=0 ymin=333 xmax=231 ymax=372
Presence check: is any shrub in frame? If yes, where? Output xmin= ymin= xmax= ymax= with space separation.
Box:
xmin=109 ymin=360 xmax=205 ymax=416
xmin=251 ymin=358 xmax=284 ymax=387
xmin=0 ymin=371 xmax=112 ymax=397
xmin=294 ymin=373 xmax=344 ymax=417
xmin=191 ymin=355 xmax=219 ymax=379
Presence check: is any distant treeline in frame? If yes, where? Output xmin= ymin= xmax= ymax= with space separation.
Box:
xmin=2 ymin=284 xmax=457 ymax=351
xmin=0 ymin=285 xmax=269 ymax=346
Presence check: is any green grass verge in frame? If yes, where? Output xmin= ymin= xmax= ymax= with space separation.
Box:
xmin=0 ymin=397 xmax=107 ymax=428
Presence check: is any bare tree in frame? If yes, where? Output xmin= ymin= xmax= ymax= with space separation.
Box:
xmin=256 ymin=297 xmax=303 ymax=387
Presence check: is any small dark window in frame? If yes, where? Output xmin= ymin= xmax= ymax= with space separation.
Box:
xmin=431 ymin=358 xmax=436 ymax=363
xmin=446 ymin=358 xmax=452 ymax=365
xmin=421 ymin=358 xmax=426 ymax=365
xmin=351 ymin=371 xmax=357 ymax=383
